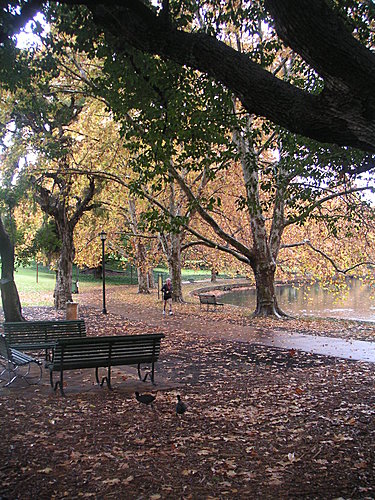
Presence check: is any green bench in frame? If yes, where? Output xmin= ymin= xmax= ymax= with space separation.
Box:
xmin=3 ymin=320 xmax=86 ymax=359
xmin=198 ymin=294 xmax=224 ymax=311
xmin=0 ymin=334 xmax=42 ymax=387
xmin=45 ymin=333 xmax=165 ymax=395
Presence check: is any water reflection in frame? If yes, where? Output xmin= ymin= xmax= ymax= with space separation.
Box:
xmin=220 ymin=279 xmax=375 ymax=322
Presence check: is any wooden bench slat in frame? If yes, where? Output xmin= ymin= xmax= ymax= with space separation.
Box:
xmin=3 ymin=320 xmax=87 ymax=358
xmin=45 ymin=334 xmax=165 ymax=395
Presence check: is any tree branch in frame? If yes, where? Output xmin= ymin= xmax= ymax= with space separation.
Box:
xmin=167 ymin=162 xmax=253 ymax=260
xmin=285 ymin=186 xmax=373 ymax=227
xmin=283 ymin=239 xmax=375 ymax=274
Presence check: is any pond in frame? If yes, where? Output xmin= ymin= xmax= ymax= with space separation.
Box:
xmin=219 ymin=279 xmax=375 ymax=322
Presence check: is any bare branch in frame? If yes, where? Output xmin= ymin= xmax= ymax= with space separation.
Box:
xmin=281 ymin=239 xmax=375 ymax=274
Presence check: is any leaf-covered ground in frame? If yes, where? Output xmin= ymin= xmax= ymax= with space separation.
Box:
xmin=1 ymin=286 xmax=375 ymax=499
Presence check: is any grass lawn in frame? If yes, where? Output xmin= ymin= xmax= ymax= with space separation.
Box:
xmin=12 ymin=265 xmax=225 ymax=307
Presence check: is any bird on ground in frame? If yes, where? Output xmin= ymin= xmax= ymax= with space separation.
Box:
xmin=176 ymin=394 xmax=187 ymax=415
xmin=135 ymin=391 xmax=156 ymax=407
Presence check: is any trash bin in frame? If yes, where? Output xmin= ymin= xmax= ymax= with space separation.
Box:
xmin=66 ymin=301 xmax=79 ymax=320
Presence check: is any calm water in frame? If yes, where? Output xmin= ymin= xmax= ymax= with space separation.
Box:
xmin=220 ymin=280 xmax=375 ymax=322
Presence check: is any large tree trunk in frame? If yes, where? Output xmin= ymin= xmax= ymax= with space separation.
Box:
xmin=0 ymin=217 xmax=24 ymax=321
xmin=168 ymin=233 xmax=183 ymax=302
xmin=128 ymin=198 xmax=151 ymax=294
xmin=160 ymin=231 xmax=183 ymax=302
xmin=136 ymin=247 xmax=150 ymax=294
xmin=147 ymin=270 xmax=155 ymax=289
xmin=54 ymin=227 xmax=74 ymax=310
xmin=159 ymin=177 xmax=184 ymax=302
xmin=252 ymin=258 xmax=285 ymax=317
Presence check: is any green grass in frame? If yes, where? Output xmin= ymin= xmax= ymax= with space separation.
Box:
xmin=14 ymin=266 xmax=56 ymax=293
xmin=13 ymin=265 xmax=232 ymax=296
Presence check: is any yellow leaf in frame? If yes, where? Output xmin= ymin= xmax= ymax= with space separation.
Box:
xmin=38 ymin=467 xmax=53 ymax=474
xmin=102 ymin=479 xmax=121 ymax=485
xmin=226 ymin=470 xmax=237 ymax=477
xmin=197 ymin=449 xmax=211 ymax=456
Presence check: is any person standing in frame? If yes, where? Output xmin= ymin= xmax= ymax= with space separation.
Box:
xmin=161 ymin=277 xmax=173 ymax=316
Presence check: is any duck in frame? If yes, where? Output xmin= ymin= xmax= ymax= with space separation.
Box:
xmin=135 ymin=391 xmax=156 ymax=407
xmin=176 ymin=394 xmax=187 ymax=415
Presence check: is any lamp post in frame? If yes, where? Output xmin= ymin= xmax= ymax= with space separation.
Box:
xmin=100 ymin=230 xmax=107 ymax=314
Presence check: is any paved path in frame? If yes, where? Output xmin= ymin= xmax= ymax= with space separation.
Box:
xmin=82 ymin=289 xmax=375 ymax=364
xmin=257 ymin=332 xmax=375 ymax=363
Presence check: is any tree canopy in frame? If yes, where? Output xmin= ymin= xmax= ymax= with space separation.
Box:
xmin=1 ymin=0 xmax=374 ymax=153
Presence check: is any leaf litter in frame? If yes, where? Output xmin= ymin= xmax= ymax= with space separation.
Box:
xmin=0 ymin=300 xmax=374 ymax=499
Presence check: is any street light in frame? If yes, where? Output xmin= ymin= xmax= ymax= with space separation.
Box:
xmin=100 ymin=230 xmax=107 ymax=314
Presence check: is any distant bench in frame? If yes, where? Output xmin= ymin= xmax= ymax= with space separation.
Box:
xmin=3 ymin=320 xmax=86 ymax=359
xmin=0 ymin=334 xmax=42 ymax=387
xmin=198 ymin=294 xmax=224 ymax=311
xmin=45 ymin=333 xmax=165 ymax=395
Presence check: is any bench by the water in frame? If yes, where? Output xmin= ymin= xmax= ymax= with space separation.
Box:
xmin=45 ymin=333 xmax=165 ymax=395
xmin=198 ymin=294 xmax=224 ymax=311
xmin=0 ymin=334 xmax=42 ymax=387
xmin=3 ymin=320 xmax=86 ymax=359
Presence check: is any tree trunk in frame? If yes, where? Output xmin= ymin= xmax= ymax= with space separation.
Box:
xmin=168 ymin=251 xmax=183 ymax=302
xmin=231 ymin=113 xmax=289 ymax=318
xmin=148 ymin=270 xmax=155 ymax=288
xmin=54 ymin=228 xmax=74 ymax=310
xmin=0 ymin=217 xmax=24 ymax=321
xmin=211 ymin=268 xmax=217 ymax=282
xmin=252 ymin=259 xmax=286 ymax=317
xmin=137 ymin=249 xmax=150 ymax=294
xmin=158 ymin=174 xmax=184 ymax=302
xmin=128 ymin=198 xmax=151 ymax=294
xmin=163 ymin=232 xmax=183 ymax=302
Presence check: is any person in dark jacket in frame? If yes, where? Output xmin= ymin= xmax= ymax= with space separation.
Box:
xmin=161 ymin=277 xmax=173 ymax=316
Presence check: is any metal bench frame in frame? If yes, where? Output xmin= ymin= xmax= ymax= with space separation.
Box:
xmin=0 ymin=334 xmax=42 ymax=387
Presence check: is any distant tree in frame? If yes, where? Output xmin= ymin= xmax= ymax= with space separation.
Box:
xmin=0 ymin=53 xmax=104 ymax=309
xmin=32 ymin=172 xmax=98 ymax=309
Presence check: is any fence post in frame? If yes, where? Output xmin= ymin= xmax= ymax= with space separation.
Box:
xmin=158 ymin=273 xmax=163 ymax=299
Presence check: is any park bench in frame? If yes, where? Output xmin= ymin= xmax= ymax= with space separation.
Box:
xmin=45 ymin=333 xmax=165 ymax=395
xmin=198 ymin=294 xmax=224 ymax=311
xmin=0 ymin=334 xmax=42 ymax=387
xmin=3 ymin=320 xmax=87 ymax=360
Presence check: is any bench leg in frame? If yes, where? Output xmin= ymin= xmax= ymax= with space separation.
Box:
xmin=51 ymin=369 xmax=65 ymax=396
xmin=138 ymin=362 xmax=156 ymax=385
xmin=0 ymin=361 xmax=18 ymax=386
xmin=1 ymin=360 xmax=42 ymax=387
xmin=97 ymin=366 xmax=112 ymax=390
xmin=23 ymin=361 xmax=43 ymax=385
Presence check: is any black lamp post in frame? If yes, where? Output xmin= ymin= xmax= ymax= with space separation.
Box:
xmin=100 ymin=230 xmax=107 ymax=314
